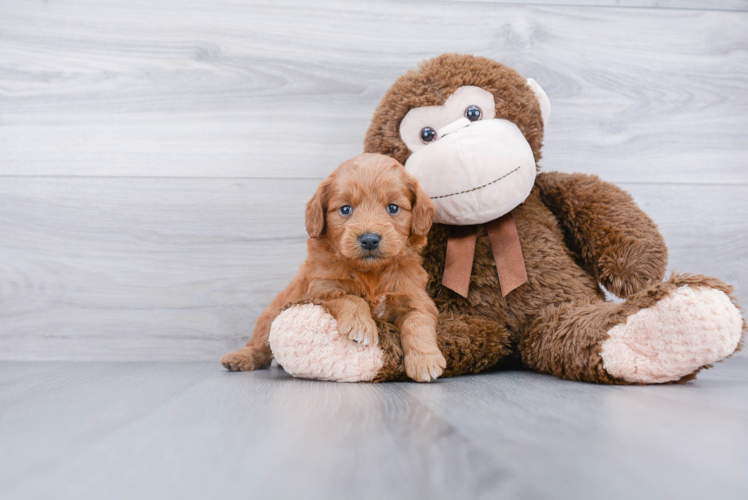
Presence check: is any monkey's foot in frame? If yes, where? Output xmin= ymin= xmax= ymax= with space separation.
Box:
xmin=601 ymin=285 xmax=743 ymax=383
xmin=269 ymin=304 xmax=384 ymax=382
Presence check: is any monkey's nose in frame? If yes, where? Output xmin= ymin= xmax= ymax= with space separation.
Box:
xmin=359 ymin=233 xmax=381 ymax=251
xmin=437 ymin=117 xmax=471 ymax=138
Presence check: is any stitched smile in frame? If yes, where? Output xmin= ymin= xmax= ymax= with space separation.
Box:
xmin=429 ymin=166 xmax=522 ymax=200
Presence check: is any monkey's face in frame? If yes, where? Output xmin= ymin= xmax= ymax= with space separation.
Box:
xmin=363 ymin=55 xmax=550 ymax=226
xmin=399 ymin=85 xmax=548 ymax=225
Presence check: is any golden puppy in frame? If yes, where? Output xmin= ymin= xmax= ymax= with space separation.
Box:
xmin=221 ymin=153 xmax=446 ymax=382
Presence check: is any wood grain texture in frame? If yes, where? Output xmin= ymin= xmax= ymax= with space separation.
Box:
xmin=0 ymin=177 xmax=309 ymax=360
xmin=0 ymin=0 xmax=745 ymax=361
xmin=0 ymin=177 xmax=744 ymax=361
xmin=448 ymin=0 xmax=748 ymax=11
xmin=1 ymin=0 xmax=747 ymax=184
xmin=1 ymin=359 xmax=748 ymax=499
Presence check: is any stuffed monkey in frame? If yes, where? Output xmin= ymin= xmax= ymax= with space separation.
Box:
xmin=240 ymin=54 xmax=745 ymax=383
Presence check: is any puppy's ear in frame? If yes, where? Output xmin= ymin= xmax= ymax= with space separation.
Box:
xmin=406 ymin=175 xmax=434 ymax=236
xmin=305 ymin=178 xmax=332 ymax=238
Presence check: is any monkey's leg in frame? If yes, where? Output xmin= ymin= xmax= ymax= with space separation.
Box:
xmin=520 ymin=275 xmax=745 ymax=384
xmin=268 ymin=303 xmax=514 ymax=382
xmin=373 ymin=312 xmax=514 ymax=381
xmin=433 ymin=313 xmax=514 ymax=378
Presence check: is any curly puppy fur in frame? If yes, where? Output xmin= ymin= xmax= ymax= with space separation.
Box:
xmin=358 ymin=54 xmax=745 ymax=383
xmin=222 ymin=153 xmax=446 ymax=382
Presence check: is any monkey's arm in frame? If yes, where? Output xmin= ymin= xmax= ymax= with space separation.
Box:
xmin=535 ymin=171 xmax=667 ymax=298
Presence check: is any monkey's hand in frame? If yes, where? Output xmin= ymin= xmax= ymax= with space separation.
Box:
xmin=536 ymin=171 xmax=667 ymax=298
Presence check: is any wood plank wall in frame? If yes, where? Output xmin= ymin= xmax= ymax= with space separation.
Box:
xmin=1 ymin=0 xmax=746 ymax=360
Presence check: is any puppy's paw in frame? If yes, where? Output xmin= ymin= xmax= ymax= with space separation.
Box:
xmin=337 ymin=312 xmax=379 ymax=347
xmin=404 ymin=349 xmax=447 ymax=382
xmin=221 ymin=348 xmax=271 ymax=372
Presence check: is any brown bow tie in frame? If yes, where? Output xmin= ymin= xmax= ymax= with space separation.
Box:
xmin=442 ymin=212 xmax=528 ymax=298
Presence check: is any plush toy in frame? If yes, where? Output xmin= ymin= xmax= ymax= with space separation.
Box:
xmin=267 ymin=54 xmax=745 ymax=384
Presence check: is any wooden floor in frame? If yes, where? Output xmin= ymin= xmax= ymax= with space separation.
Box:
xmin=1 ymin=358 xmax=747 ymax=500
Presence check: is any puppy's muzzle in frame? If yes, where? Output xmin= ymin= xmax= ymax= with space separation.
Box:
xmin=359 ymin=233 xmax=381 ymax=251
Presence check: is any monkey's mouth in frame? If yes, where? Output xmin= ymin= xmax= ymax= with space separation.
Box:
xmin=402 ymin=117 xmax=537 ymax=226
xmin=429 ymin=166 xmax=521 ymax=200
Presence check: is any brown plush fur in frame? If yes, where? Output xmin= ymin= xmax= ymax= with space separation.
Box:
xmin=222 ymin=153 xmax=447 ymax=382
xmin=360 ymin=54 xmax=745 ymax=383
xmin=520 ymin=273 xmax=746 ymax=384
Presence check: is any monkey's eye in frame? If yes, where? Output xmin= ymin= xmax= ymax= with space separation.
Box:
xmin=387 ymin=204 xmax=400 ymax=215
xmin=464 ymin=105 xmax=482 ymax=122
xmin=339 ymin=205 xmax=353 ymax=217
xmin=420 ymin=127 xmax=437 ymax=144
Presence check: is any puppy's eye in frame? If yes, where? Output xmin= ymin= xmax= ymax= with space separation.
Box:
xmin=387 ymin=204 xmax=400 ymax=215
xmin=339 ymin=205 xmax=353 ymax=217
xmin=464 ymin=105 xmax=482 ymax=122
xmin=420 ymin=127 xmax=437 ymax=144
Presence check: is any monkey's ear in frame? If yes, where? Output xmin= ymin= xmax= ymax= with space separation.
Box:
xmin=407 ymin=176 xmax=435 ymax=237
xmin=305 ymin=178 xmax=332 ymax=238
xmin=526 ymin=78 xmax=551 ymax=127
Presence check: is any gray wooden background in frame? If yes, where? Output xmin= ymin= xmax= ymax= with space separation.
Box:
xmin=1 ymin=0 xmax=746 ymax=361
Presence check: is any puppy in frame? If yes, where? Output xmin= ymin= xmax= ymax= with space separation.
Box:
xmin=221 ymin=153 xmax=446 ymax=382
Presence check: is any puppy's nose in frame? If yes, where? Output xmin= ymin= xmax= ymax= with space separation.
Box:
xmin=359 ymin=233 xmax=381 ymax=251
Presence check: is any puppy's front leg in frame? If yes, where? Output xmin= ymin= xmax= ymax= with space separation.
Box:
xmin=323 ymin=295 xmax=378 ymax=347
xmin=398 ymin=310 xmax=446 ymax=383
